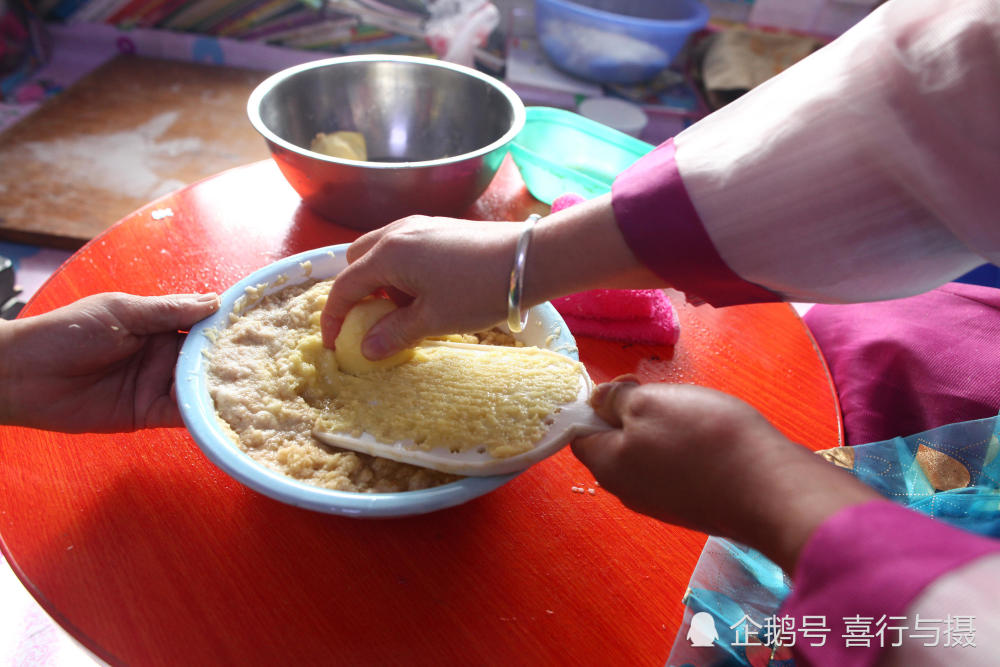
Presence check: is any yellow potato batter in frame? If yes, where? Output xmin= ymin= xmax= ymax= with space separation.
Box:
xmin=205 ymin=279 xmax=583 ymax=493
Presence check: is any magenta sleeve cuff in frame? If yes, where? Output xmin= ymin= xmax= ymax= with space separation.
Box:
xmin=781 ymin=500 xmax=1000 ymax=667
xmin=610 ymin=138 xmax=780 ymax=306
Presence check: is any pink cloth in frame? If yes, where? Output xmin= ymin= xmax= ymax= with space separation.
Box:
xmin=552 ymin=288 xmax=673 ymax=321
xmin=558 ymin=295 xmax=680 ymax=346
xmin=550 ymin=192 xmax=585 ymax=213
xmin=805 ymin=282 xmax=1000 ymax=445
xmin=549 ymin=193 xmax=682 ymax=345
xmin=782 ymin=501 xmax=1000 ymax=667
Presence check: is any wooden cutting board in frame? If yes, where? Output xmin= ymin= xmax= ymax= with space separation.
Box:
xmin=0 ymin=54 xmax=272 ymax=249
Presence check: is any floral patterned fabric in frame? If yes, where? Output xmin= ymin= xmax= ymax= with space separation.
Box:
xmin=667 ymin=414 xmax=1000 ymax=667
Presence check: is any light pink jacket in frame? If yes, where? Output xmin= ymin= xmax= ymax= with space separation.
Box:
xmin=611 ymin=1 xmax=1000 ymax=664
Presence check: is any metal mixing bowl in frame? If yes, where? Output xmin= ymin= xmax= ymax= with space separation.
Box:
xmin=248 ymin=55 xmax=526 ymax=230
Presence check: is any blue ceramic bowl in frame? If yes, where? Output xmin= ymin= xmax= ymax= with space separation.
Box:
xmin=176 ymin=245 xmax=580 ymax=518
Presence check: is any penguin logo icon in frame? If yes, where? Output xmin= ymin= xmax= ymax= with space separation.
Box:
xmin=687 ymin=612 xmax=719 ymax=647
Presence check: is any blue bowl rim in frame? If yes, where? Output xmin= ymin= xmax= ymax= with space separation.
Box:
xmin=247 ymin=54 xmax=527 ymax=170
xmin=175 ymin=244 xmax=578 ymax=518
xmin=535 ymin=0 xmax=710 ymax=30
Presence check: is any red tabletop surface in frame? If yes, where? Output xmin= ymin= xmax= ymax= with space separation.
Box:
xmin=0 ymin=157 xmax=841 ymax=666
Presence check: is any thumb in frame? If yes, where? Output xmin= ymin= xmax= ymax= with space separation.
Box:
xmin=588 ymin=374 xmax=641 ymax=427
xmin=570 ymin=374 xmax=641 ymax=473
xmin=361 ymin=305 xmax=427 ymax=360
xmin=109 ymin=293 xmax=220 ymax=335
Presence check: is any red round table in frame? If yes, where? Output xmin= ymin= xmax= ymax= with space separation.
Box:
xmin=0 ymin=157 xmax=841 ymax=666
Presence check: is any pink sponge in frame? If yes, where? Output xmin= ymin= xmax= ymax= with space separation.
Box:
xmin=560 ymin=301 xmax=681 ymax=346
xmin=548 ymin=193 xmax=681 ymax=346
xmin=551 ymin=193 xmax=586 ymax=212
xmin=552 ymin=288 xmax=671 ymax=320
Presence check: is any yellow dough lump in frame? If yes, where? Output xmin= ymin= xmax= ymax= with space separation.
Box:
xmin=309 ymin=131 xmax=367 ymax=161
xmin=334 ymin=298 xmax=414 ymax=375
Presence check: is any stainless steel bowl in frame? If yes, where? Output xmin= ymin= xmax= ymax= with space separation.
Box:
xmin=248 ymin=55 xmax=526 ymax=230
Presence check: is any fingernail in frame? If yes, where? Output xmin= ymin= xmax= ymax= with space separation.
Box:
xmin=362 ymin=333 xmax=388 ymax=360
xmin=590 ymin=376 xmax=640 ymax=409
xmin=590 ymin=383 xmax=613 ymax=408
xmin=184 ymin=292 xmax=218 ymax=303
xmin=321 ymin=315 xmax=342 ymax=349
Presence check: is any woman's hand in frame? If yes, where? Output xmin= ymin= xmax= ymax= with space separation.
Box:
xmin=321 ymin=194 xmax=666 ymax=360
xmin=0 ymin=292 xmax=219 ymax=433
xmin=321 ymin=215 xmax=524 ymax=357
xmin=572 ymin=378 xmax=880 ymax=572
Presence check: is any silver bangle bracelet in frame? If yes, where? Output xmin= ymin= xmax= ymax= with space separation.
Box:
xmin=507 ymin=213 xmax=541 ymax=333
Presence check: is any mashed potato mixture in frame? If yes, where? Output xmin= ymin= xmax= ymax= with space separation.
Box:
xmin=205 ymin=279 xmax=584 ymax=493
xmin=309 ymin=131 xmax=367 ymax=161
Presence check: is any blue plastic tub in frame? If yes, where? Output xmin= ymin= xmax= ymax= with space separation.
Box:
xmin=534 ymin=0 xmax=710 ymax=84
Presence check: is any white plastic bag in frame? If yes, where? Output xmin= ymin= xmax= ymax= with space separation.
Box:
xmin=425 ymin=0 xmax=500 ymax=67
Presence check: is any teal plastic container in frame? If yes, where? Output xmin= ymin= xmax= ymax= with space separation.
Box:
xmin=509 ymin=106 xmax=654 ymax=205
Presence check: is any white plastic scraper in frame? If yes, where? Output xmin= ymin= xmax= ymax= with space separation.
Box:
xmin=311 ymin=341 xmax=612 ymax=476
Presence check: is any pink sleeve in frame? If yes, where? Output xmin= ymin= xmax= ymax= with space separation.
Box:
xmin=882 ymin=554 xmax=1000 ymax=666
xmin=615 ymin=0 xmax=1000 ymax=306
xmin=611 ymin=138 xmax=780 ymax=307
xmin=781 ymin=500 xmax=1000 ymax=667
